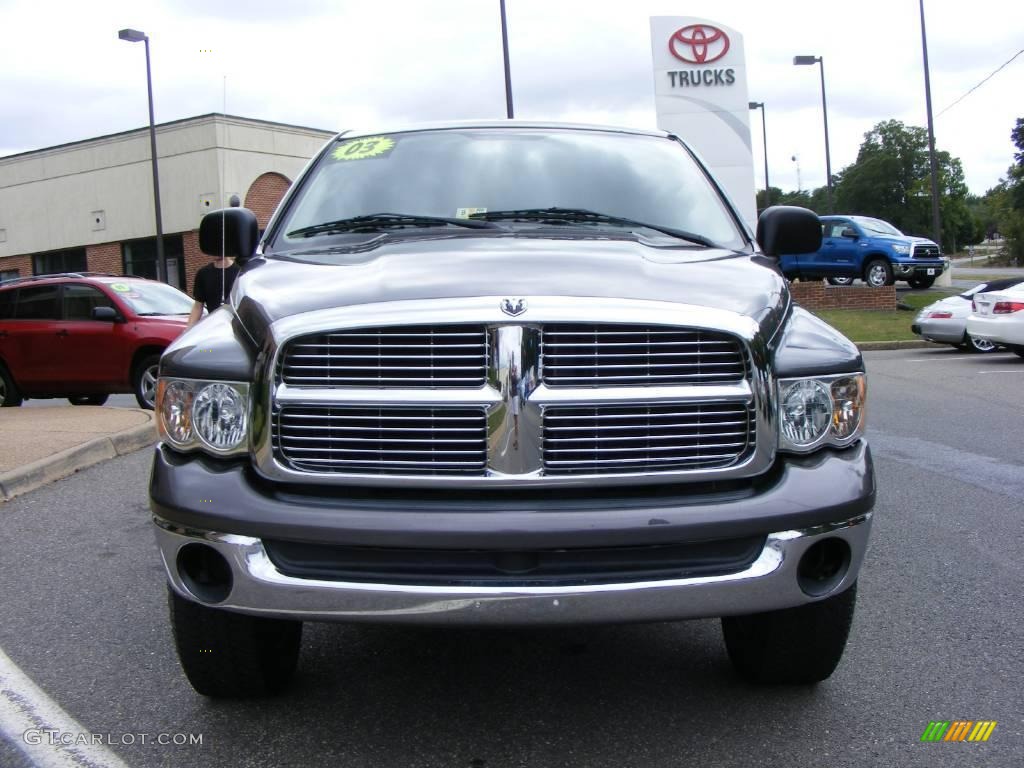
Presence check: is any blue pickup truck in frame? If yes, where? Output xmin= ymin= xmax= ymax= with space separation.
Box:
xmin=779 ymin=215 xmax=947 ymax=288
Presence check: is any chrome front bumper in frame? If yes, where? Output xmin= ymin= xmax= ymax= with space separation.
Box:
xmin=154 ymin=513 xmax=872 ymax=626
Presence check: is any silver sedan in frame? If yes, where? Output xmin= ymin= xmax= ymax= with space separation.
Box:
xmin=912 ymin=278 xmax=1024 ymax=352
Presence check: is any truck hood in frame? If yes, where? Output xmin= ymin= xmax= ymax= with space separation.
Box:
xmin=872 ymin=234 xmax=938 ymax=247
xmin=232 ymin=235 xmax=789 ymax=344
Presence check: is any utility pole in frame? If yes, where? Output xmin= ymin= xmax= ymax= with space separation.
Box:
xmin=919 ymin=0 xmax=943 ymax=248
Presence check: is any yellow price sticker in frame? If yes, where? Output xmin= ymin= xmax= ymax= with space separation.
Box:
xmin=332 ymin=136 xmax=397 ymax=161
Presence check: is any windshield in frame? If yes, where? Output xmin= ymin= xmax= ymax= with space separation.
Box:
xmin=856 ymin=217 xmax=903 ymax=236
xmin=270 ymin=128 xmax=746 ymax=251
xmin=105 ymin=281 xmax=192 ymax=315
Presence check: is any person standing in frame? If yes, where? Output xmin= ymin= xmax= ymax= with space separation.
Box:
xmin=187 ymin=252 xmax=239 ymax=329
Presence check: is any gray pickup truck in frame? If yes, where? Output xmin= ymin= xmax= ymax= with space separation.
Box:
xmin=150 ymin=122 xmax=875 ymax=697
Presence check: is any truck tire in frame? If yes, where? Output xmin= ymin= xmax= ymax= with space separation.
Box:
xmin=826 ymin=277 xmax=855 ymax=286
xmin=168 ymin=587 xmax=303 ymax=698
xmin=721 ymin=582 xmax=857 ymax=684
xmin=864 ymin=259 xmax=893 ymax=287
xmin=907 ymin=276 xmax=936 ymax=289
xmin=0 ymin=363 xmax=22 ymax=407
xmin=133 ymin=353 xmax=161 ymax=409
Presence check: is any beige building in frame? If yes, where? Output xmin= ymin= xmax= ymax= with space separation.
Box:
xmin=0 ymin=113 xmax=335 ymax=292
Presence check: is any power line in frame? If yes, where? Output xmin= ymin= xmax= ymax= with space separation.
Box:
xmin=937 ymin=47 xmax=1024 ymax=117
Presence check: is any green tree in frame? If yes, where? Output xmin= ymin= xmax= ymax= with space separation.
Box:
xmin=994 ymin=117 xmax=1024 ymax=264
xmin=833 ymin=120 xmax=972 ymax=250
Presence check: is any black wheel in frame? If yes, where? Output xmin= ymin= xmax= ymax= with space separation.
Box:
xmin=722 ymin=582 xmax=857 ymax=684
xmin=132 ymin=353 xmax=161 ymax=409
xmin=963 ymin=334 xmax=997 ymax=353
xmin=826 ymin=276 xmax=855 ymax=286
xmin=168 ymin=587 xmax=302 ymax=698
xmin=68 ymin=394 xmax=110 ymax=406
xmin=0 ymin=363 xmax=22 ymax=407
xmin=1013 ymin=346 xmax=1024 ymax=359
xmin=907 ymin=276 xmax=936 ymax=289
xmin=864 ymin=259 xmax=893 ymax=287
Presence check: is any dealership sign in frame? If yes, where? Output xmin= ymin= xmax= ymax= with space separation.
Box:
xmin=650 ymin=17 xmax=755 ymax=227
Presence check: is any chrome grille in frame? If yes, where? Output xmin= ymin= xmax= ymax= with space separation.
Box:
xmin=912 ymin=244 xmax=941 ymax=259
xmin=542 ymin=403 xmax=755 ymax=475
xmin=541 ymin=324 xmax=745 ymax=386
xmin=279 ymin=325 xmax=487 ymax=387
xmin=273 ymin=406 xmax=487 ymax=475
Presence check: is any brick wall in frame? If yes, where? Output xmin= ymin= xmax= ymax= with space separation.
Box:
xmin=0 ymin=254 xmax=33 ymax=279
xmin=182 ymin=230 xmax=204 ymax=295
xmin=789 ymin=280 xmax=896 ymax=311
xmin=86 ymin=242 xmax=123 ymax=275
xmin=244 ymin=172 xmax=292 ymax=229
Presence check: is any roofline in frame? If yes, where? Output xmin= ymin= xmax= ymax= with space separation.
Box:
xmin=335 ymin=119 xmax=672 ymax=142
xmin=0 ymin=113 xmax=335 ymax=162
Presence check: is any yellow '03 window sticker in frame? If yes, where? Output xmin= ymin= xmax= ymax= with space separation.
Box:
xmin=331 ymin=136 xmax=397 ymax=161
xmin=109 ymin=282 xmax=131 ymax=292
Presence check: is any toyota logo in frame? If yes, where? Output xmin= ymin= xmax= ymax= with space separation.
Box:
xmin=668 ymin=24 xmax=730 ymax=64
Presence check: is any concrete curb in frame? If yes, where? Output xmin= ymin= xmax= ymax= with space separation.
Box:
xmin=0 ymin=413 xmax=156 ymax=503
xmin=856 ymin=340 xmax=935 ymax=351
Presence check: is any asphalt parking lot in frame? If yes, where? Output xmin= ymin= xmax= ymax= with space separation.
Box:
xmin=0 ymin=348 xmax=1022 ymax=768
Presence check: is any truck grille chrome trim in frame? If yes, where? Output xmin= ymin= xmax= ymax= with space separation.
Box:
xmin=279 ymin=325 xmax=488 ymax=387
xmin=541 ymin=324 xmax=745 ymax=386
xmin=542 ymin=402 xmax=755 ymax=475
xmin=273 ymin=406 xmax=488 ymax=475
xmin=253 ymin=297 xmax=778 ymax=488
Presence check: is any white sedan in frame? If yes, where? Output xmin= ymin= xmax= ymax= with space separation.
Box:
xmin=965 ymin=281 xmax=1024 ymax=357
xmin=913 ymin=278 xmax=1022 ymax=352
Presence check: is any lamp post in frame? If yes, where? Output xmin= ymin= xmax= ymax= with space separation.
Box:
xmin=499 ymin=0 xmax=514 ymax=118
xmin=793 ymin=55 xmax=833 ymax=213
xmin=118 ymin=28 xmax=166 ymax=283
xmin=918 ymin=0 xmax=943 ymax=248
xmin=748 ymin=101 xmax=770 ymax=207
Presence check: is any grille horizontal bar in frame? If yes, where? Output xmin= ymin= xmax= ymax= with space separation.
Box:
xmin=542 ymin=402 xmax=754 ymax=475
xmin=273 ymin=406 xmax=487 ymax=475
xmin=280 ymin=325 xmax=487 ymax=387
xmin=541 ymin=324 xmax=745 ymax=386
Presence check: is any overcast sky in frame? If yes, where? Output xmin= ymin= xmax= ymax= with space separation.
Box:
xmin=1 ymin=0 xmax=1020 ymax=196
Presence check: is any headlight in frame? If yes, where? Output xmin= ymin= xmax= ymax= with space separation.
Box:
xmin=778 ymin=374 xmax=866 ymax=453
xmin=156 ymin=378 xmax=249 ymax=456
xmin=193 ymin=383 xmax=247 ymax=451
xmin=892 ymin=244 xmax=911 ymax=255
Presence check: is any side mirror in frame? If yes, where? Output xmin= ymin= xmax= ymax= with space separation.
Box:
xmin=756 ymin=206 xmax=822 ymax=257
xmin=91 ymin=306 xmax=119 ymax=321
xmin=199 ymin=207 xmax=259 ymax=263
xmin=841 ymin=227 xmax=859 ymax=239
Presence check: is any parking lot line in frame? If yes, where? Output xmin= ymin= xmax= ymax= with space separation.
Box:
xmin=977 ymin=370 xmax=1024 ymax=374
xmin=0 ymin=646 xmax=130 ymax=768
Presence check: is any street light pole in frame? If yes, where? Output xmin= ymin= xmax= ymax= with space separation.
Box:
xmin=794 ymin=55 xmax=833 ymax=213
xmin=499 ymin=0 xmax=514 ymax=119
xmin=919 ymin=0 xmax=943 ymax=248
xmin=748 ymin=102 xmax=770 ymax=206
xmin=119 ymin=28 xmax=166 ymax=283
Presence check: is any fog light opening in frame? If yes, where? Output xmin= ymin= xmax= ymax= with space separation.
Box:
xmin=177 ymin=543 xmax=233 ymax=604
xmin=797 ymin=538 xmax=850 ymax=597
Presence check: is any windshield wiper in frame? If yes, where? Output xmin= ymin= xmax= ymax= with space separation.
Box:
xmin=287 ymin=213 xmax=502 ymax=238
xmin=472 ymin=207 xmax=721 ymax=248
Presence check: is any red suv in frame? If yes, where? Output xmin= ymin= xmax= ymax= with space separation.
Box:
xmin=0 ymin=273 xmax=191 ymax=408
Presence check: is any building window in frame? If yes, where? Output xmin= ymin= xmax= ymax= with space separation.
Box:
xmin=122 ymin=234 xmax=186 ymax=290
xmin=32 ymin=248 xmax=87 ymax=276
xmin=0 ymin=269 xmax=20 ymax=283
